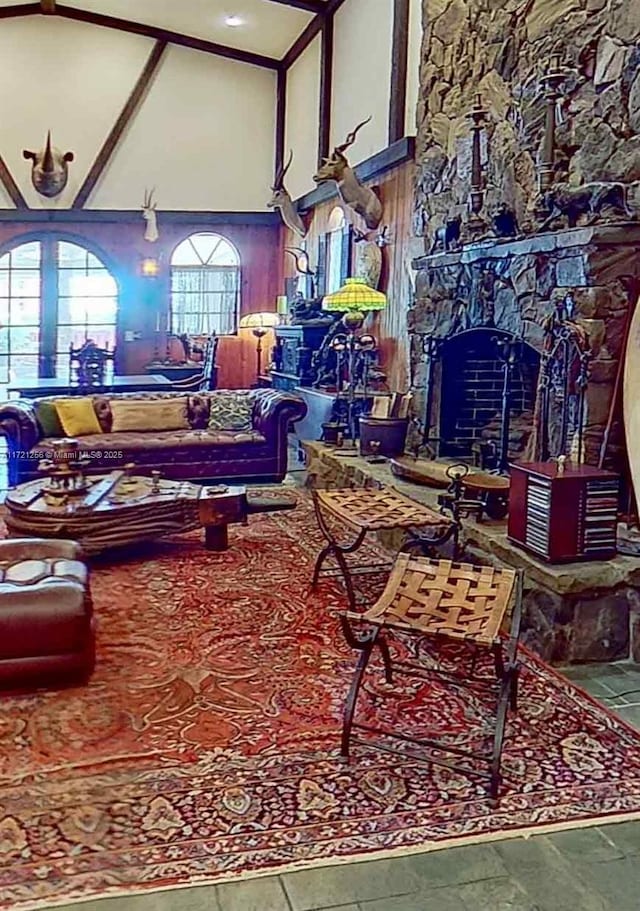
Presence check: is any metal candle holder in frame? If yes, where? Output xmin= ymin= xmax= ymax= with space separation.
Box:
xmin=535 ymin=50 xmax=570 ymax=218
xmin=466 ymin=93 xmax=489 ymax=240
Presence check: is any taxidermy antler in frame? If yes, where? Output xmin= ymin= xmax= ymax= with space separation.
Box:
xmin=23 ymin=130 xmax=74 ymax=198
xmin=267 ymin=150 xmax=306 ymax=238
xmin=313 ymin=117 xmax=383 ymax=230
xmin=285 ymin=246 xmax=316 ymax=296
xmin=141 ymin=188 xmax=159 ymax=242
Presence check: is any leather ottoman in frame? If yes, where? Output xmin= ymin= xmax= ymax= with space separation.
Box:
xmin=0 ymin=538 xmax=95 ymax=690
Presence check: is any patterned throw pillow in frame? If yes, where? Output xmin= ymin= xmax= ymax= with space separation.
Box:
xmin=207 ymin=392 xmax=253 ymax=431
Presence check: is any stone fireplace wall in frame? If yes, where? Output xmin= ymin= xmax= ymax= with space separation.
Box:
xmin=415 ymin=0 xmax=640 ymax=238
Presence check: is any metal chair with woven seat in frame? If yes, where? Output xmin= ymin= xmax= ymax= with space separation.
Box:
xmin=339 ymin=552 xmax=524 ymax=800
xmin=311 ymin=486 xmax=458 ymax=612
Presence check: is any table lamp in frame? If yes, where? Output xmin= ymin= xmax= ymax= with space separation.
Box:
xmin=322 ymin=277 xmax=387 ymax=331
xmin=239 ymin=311 xmax=280 ymax=379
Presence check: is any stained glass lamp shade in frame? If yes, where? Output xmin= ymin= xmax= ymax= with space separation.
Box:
xmin=322 ymin=277 xmax=387 ymax=330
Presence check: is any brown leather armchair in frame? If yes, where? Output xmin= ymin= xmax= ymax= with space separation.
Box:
xmin=0 ymin=538 xmax=95 ymax=690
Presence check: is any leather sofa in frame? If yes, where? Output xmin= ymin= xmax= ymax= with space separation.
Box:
xmin=0 ymin=388 xmax=307 ymax=487
xmin=0 ymin=538 xmax=94 ymax=689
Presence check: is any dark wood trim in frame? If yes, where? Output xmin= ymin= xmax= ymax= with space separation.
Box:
xmin=275 ymin=68 xmax=287 ymax=179
xmin=0 ymin=155 xmax=28 ymax=210
xmin=317 ymin=15 xmax=333 ymax=166
xmin=281 ymin=14 xmax=323 ymax=70
xmin=56 ymin=5 xmax=280 ymax=69
xmin=388 ymin=0 xmax=410 ymax=144
xmin=40 ymin=0 xmax=56 ymax=12
xmin=0 ymin=209 xmax=281 ymax=225
xmin=296 ymin=135 xmax=415 ymax=209
xmin=72 ymin=41 xmax=167 ymax=209
xmin=263 ymin=0 xmax=324 ymax=12
xmin=324 ymin=0 xmax=349 ymax=15
xmin=0 ymin=3 xmax=40 ymax=17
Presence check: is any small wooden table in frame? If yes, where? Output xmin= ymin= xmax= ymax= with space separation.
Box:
xmin=5 ymin=473 xmax=296 ymax=556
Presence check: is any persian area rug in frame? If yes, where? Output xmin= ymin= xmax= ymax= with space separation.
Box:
xmin=2 ymin=490 xmax=640 ymax=910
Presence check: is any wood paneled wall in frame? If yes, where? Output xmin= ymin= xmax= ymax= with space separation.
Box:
xmin=281 ymin=158 xmax=415 ymax=392
xmin=0 ymin=218 xmax=282 ymax=389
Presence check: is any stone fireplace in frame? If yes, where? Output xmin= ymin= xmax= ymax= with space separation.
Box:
xmin=410 ymin=224 xmax=640 ymax=471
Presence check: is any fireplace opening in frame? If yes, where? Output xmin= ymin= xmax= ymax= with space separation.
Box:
xmin=439 ymin=329 xmax=540 ymax=462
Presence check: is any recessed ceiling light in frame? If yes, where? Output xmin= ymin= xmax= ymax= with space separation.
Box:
xmin=224 ymin=14 xmax=244 ymax=27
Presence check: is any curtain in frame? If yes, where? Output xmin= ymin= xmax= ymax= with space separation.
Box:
xmin=171 ymin=267 xmax=239 ymax=335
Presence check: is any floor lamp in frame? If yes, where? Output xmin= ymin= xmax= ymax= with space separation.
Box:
xmin=322 ymin=278 xmax=387 ymax=448
xmin=239 ymin=312 xmax=280 ymax=383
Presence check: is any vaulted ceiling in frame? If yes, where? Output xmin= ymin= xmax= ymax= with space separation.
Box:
xmin=0 ymin=0 xmax=335 ymax=64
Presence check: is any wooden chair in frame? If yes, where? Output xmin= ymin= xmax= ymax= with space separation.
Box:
xmin=167 ymin=336 xmax=219 ymax=392
xmin=69 ymin=340 xmax=116 ymax=391
xmin=339 ymin=553 xmax=523 ymax=801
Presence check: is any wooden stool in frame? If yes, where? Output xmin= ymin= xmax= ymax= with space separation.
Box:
xmin=340 ymin=553 xmax=523 ymax=800
xmin=311 ymin=486 xmax=456 ymax=611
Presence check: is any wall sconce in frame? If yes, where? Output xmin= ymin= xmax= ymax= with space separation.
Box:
xmin=140 ymin=257 xmax=160 ymax=277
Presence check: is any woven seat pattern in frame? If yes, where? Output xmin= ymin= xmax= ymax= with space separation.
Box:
xmin=315 ymin=488 xmax=447 ymax=531
xmin=362 ymin=554 xmax=516 ymax=646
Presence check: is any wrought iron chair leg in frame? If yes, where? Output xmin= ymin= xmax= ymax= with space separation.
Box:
xmin=509 ymin=664 xmax=520 ymax=712
xmin=492 ymin=643 xmax=505 ymax=681
xmin=341 ymin=628 xmax=380 ymax=760
xmin=311 ymin=544 xmax=334 ymax=589
xmin=489 ymin=669 xmax=516 ymax=800
xmin=333 ymin=545 xmax=359 ymax=612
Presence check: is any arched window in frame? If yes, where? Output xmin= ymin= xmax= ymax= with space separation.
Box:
xmin=171 ymin=232 xmax=240 ymax=336
xmin=0 ymin=237 xmax=117 ymax=389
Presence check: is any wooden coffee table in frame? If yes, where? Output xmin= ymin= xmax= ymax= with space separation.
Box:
xmin=4 ymin=471 xmax=295 ymax=556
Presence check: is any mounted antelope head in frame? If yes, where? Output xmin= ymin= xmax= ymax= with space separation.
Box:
xmin=313 ymin=117 xmax=382 ymax=230
xmin=141 ymin=188 xmax=159 ymax=242
xmin=23 ymin=131 xmax=74 ymax=198
xmin=267 ymin=150 xmax=306 ymax=238
xmin=285 ymin=245 xmax=316 ymax=296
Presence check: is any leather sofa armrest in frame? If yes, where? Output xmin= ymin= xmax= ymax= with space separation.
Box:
xmin=0 ymin=399 xmax=41 ymax=454
xmin=249 ymin=389 xmax=307 ymax=438
xmin=0 ymin=539 xmax=85 ymax=563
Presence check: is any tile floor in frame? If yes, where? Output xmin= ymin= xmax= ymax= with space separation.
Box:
xmin=7 ymin=453 xmax=640 ymax=909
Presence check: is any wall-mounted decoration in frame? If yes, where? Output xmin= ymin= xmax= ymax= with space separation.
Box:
xmin=313 ymin=118 xmax=383 ymax=230
xmin=267 ymin=150 xmax=306 ymax=238
xmin=22 ymin=131 xmax=74 ymax=198
xmin=285 ymin=245 xmax=316 ymax=298
xmin=141 ymin=188 xmax=159 ymax=242
xmin=353 ymin=233 xmax=382 ymax=289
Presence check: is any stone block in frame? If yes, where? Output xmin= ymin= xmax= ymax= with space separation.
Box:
xmin=568 ymin=593 xmax=631 ymax=663
xmin=525 ymin=0 xmax=581 ymax=42
xmin=556 ymin=256 xmax=588 ymax=287
xmin=594 ymin=36 xmax=626 ymax=88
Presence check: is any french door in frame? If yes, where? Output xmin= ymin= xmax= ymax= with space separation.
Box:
xmin=0 ymin=237 xmax=118 ymax=389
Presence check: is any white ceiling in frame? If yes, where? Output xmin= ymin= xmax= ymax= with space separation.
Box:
xmin=0 ymin=1 xmax=326 ymax=60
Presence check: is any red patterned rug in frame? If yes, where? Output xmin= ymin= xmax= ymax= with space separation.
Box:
xmin=2 ymin=489 xmax=640 ymax=910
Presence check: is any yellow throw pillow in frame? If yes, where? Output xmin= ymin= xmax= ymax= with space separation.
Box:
xmin=110 ymin=398 xmax=190 ymax=433
xmin=54 ymin=397 xmax=102 ymax=437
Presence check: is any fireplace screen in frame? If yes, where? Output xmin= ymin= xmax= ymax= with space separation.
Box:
xmin=439 ymin=329 xmax=540 ymax=463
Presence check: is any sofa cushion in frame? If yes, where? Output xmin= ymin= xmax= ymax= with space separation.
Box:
xmin=188 ymin=394 xmax=211 ymax=430
xmin=207 ymin=391 xmax=254 ymax=431
xmin=65 ymin=429 xmax=266 ymax=451
xmin=110 ymin=398 xmax=190 ymax=433
xmin=35 ymin=401 xmax=64 ymax=437
xmin=55 ymin=398 xmax=102 ymax=436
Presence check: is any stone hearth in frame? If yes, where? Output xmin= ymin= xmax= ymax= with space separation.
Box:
xmin=409 ymin=224 xmax=640 ymax=468
xmin=303 ymin=440 xmax=640 ymax=666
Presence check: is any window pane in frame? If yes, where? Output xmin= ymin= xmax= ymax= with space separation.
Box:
xmin=0 ymin=272 xmax=8 ymax=297
xmin=8 ymin=355 xmax=38 ymax=384
xmin=170 ymin=234 xmax=240 ymax=335
xmin=10 ymin=271 xmax=40 ymax=298
xmin=58 ymin=242 xmax=89 ymax=268
xmin=10 ymin=242 xmax=40 ymax=269
xmin=9 ymin=326 xmax=39 ymax=354
xmin=9 ymin=298 xmax=39 ymax=325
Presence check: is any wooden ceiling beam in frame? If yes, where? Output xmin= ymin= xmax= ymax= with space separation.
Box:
xmin=281 ymin=0 xmax=346 ymax=70
xmin=56 ymin=5 xmax=280 ymax=69
xmin=72 ymin=40 xmax=167 ymax=209
xmin=263 ymin=0 xmax=325 ymax=13
xmin=40 ymin=0 xmax=56 ymax=13
xmin=388 ymin=0 xmax=409 ymax=144
xmin=317 ymin=15 xmax=333 ymax=166
xmin=0 ymin=155 xmax=28 ymax=210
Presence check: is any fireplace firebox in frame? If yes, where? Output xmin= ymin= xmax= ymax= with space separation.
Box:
xmin=439 ymin=328 xmax=539 ymax=463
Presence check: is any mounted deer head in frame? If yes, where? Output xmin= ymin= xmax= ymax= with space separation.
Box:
xmin=141 ymin=188 xmax=159 ymax=242
xmin=23 ymin=131 xmax=74 ymax=198
xmin=267 ymin=150 xmax=306 ymax=238
xmin=313 ymin=117 xmax=382 ymax=230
